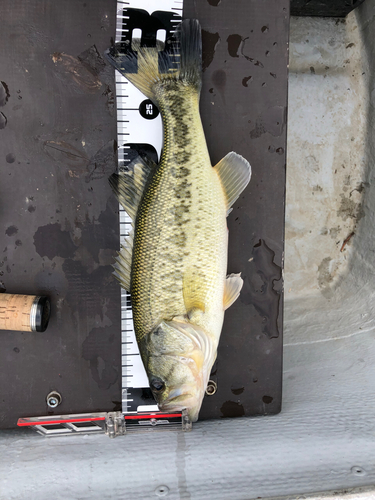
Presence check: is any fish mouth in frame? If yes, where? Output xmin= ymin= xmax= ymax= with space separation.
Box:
xmin=165 ymin=394 xmax=194 ymax=405
xmin=160 ymin=402 xmax=201 ymax=423
xmin=160 ymin=393 xmax=194 ymax=410
xmin=159 ymin=391 xmax=203 ymax=422
xmin=156 ymin=364 xmax=211 ymax=422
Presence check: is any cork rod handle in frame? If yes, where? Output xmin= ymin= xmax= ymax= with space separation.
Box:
xmin=0 ymin=294 xmax=51 ymax=332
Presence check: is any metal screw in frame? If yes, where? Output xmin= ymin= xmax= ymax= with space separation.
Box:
xmin=206 ymin=380 xmax=217 ymax=396
xmin=155 ymin=485 xmax=169 ymax=497
xmin=46 ymin=391 xmax=62 ymax=408
xmin=351 ymin=466 xmax=366 ymax=476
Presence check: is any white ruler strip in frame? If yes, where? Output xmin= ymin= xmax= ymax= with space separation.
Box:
xmin=115 ymin=0 xmax=183 ymax=412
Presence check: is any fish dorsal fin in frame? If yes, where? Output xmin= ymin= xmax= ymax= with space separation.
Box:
xmin=109 ymin=155 xmax=156 ymax=292
xmin=183 ymin=271 xmax=206 ymax=318
xmin=112 ymin=237 xmax=133 ymax=292
xmin=109 ymin=154 xmax=156 ymax=221
xmin=223 ymin=273 xmax=243 ymax=310
xmin=214 ymin=152 xmax=251 ymax=214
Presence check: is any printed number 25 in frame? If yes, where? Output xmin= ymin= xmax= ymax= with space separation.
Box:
xmin=146 ymin=104 xmax=153 ymax=115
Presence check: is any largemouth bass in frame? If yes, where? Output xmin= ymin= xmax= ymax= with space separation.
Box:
xmin=106 ymin=19 xmax=251 ymax=422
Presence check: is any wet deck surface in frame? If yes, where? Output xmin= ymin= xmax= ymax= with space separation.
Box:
xmin=0 ymin=0 xmax=288 ymax=427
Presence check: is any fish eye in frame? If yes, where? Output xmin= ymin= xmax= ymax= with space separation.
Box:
xmin=150 ymin=379 xmax=165 ymax=392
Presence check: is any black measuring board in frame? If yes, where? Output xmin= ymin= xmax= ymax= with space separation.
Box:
xmin=0 ymin=0 xmax=288 ymax=428
xmin=183 ymin=0 xmax=288 ymax=419
xmin=0 ymin=0 xmax=120 ymax=428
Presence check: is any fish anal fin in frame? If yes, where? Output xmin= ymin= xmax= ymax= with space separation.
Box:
xmin=214 ymin=152 xmax=251 ymax=214
xmin=223 ymin=273 xmax=243 ymax=310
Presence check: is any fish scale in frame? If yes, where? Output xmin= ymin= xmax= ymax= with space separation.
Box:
xmin=131 ymin=87 xmax=227 ymax=342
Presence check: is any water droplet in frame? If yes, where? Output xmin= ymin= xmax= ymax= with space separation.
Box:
xmin=5 ymin=225 xmax=18 ymax=236
xmin=262 ymin=395 xmax=273 ymax=404
xmin=0 ymin=81 xmax=10 ymax=106
xmin=0 ymin=112 xmax=7 ymax=129
xmin=242 ymin=76 xmax=252 ymax=87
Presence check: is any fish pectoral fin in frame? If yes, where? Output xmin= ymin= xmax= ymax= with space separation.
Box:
xmin=213 ymin=152 xmax=251 ymax=215
xmin=183 ymin=272 xmax=206 ymax=316
xmin=109 ymin=154 xmax=156 ymax=221
xmin=171 ymin=315 xmax=187 ymax=323
xmin=223 ymin=273 xmax=243 ymax=310
xmin=187 ymin=308 xmax=204 ymax=323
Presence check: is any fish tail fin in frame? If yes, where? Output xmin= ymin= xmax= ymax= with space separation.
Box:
xmin=104 ymin=19 xmax=202 ymax=102
xmin=175 ymin=19 xmax=202 ymax=91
